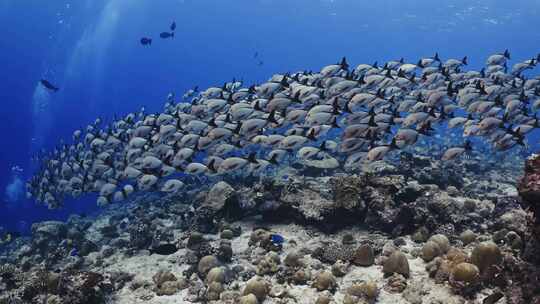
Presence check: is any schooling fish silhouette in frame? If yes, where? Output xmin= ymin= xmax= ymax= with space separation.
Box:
xmin=40 ymin=79 xmax=59 ymax=92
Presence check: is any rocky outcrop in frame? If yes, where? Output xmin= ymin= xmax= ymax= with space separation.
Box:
xmin=225 ymin=170 xmax=499 ymax=235
xmin=518 ymin=154 xmax=540 ymax=221
xmin=518 ymin=154 xmax=540 ymax=265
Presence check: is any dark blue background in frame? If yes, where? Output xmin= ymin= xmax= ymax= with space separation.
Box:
xmin=1 ymin=0 xmax=539 ymax=233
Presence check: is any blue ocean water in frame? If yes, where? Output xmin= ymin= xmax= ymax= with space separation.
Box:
xmin=0 ymin=0 xmax=539 ymax=234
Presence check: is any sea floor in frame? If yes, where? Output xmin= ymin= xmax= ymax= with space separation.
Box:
xmin=84 ymin=221 xmax=505 ymax=304
xmin=1 ymin=156 xmax=539 ymax=304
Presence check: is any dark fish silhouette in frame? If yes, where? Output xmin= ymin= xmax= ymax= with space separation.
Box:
xmin=140 ymin=37 xmax=152 ymax=46
xmin=149 ymin=243 xmax=178 ymax=255
xmin=160 ymin=32 xmax=174 ymax=39
xmin=170 ymin=21 xmax=176 ymax=31
xmin=40 ymin=79 xmax=59 ymax=92
xmin=69 ymin=248 xmax=79 ymax=257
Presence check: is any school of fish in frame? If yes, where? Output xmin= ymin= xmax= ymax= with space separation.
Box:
xmin=27 ymin=50 xmax=540 ymax=209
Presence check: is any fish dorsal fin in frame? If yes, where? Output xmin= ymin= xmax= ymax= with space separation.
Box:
xmin=331 ymin=116 xmax=339 ymax=128
xmin=247 ymin=152 xmax=258 ymax=164
xmin=344 ymin=100 xmax=352 ymax=113
xmin=208 ymin=158 xmax=216 ymax=172
xmin=307 ymin=128 xmax=316 ymax=140
xmin=234 ymin=122 xmax=242 ymax=134
xmin=340 ymin=56 xmax=349 ymax=70
xmin=280 ymin=75 xmax=289 ymax=87
xmin=248 ymin=85 xmax=256 ymax=94
xmin=428 ymin=107 xmax=436 ymax=117
xmin=267 ymin=109 xmax=278 ymax=123
xmin=254 ymin=101 xmax=262 ymax=111
xmin=447 ymin=81 xmax=454 ymax=97
xmin=385 ymin=69 xmax=393 ymax=79
xmin=268 ymin=153 xmax=278 ymax=164
xmin=368 ymin=114 xmax=377 ymax=127
xmin=376 ymin=88 xmax=385 ymax=99
xmin=293 ymin=91 xmax=301 ymax=103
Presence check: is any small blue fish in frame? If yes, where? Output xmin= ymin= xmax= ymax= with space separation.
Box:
xmin=270 ymin=234 xmax=284 ymax=245
xmin=69 ymin=248 xmax=79 ymax=257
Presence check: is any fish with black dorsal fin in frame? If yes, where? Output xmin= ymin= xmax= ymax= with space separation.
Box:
xmin=160 ymin=32 xmax=174 ymax=39
xmin=40 ymin=79 xmax=59 ymax=92
xmin=170 ymin=21 xmax=176 ymax=31
xmin=366 ymin=138 xmax=399 ymax=161
xmin=442 ymin=140 xmax=472 ymax=161
xmin=140 ymin=37 xmax=152 ymax=45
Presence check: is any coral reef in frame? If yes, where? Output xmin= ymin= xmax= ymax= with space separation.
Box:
xmin=518 ymin=154 xmax=540 ymax=266
xmin=1 ymin=154 xmax=539 ymax=303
